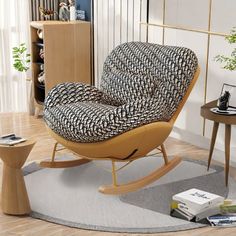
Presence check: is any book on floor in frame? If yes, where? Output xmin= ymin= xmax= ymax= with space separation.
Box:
xmin=207 ymin=214 xmax=236 ymax=227
xmin=0 ymin=133 xmax=26 ymax=146
xmin=172 ymin=188 xmax=224 ymax=213
xmin=170 ymin=201 xmax=221 ymax=222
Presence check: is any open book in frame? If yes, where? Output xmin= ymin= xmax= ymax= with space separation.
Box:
xmin=0 ymin=134 xmax=26 ymax=146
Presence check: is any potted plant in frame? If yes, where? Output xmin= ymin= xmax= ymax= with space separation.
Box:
xmin=215 ymin=27 xmax=236 ymax=71
xmin=12 ymin=43 xmax=34 ymax=115
xmin=214 ymin=27 xmax=236 ymax=110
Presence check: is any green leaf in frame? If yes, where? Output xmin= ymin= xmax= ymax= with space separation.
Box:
xmin=12 ymin=42 xmax=30 ymax=72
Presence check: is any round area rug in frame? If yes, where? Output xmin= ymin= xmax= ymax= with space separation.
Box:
xmin=23 ymin=155 xmax=236 ymax=233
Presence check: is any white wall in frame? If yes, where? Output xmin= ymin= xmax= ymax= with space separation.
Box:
xmin=93 ymin=0 xmax=236 ymax=165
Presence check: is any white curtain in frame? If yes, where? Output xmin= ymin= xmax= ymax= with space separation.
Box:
xmin=0 ymin=0 xmax=30 ymax=112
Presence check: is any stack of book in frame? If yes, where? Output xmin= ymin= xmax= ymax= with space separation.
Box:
xmin=170 ymin=188 xmax=224 ymax=222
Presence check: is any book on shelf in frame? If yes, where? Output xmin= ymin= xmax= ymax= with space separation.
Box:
xmin=0 ymin=133 xmax=26 ymax=146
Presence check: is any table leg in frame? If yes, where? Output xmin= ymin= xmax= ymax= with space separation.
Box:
xmin=225 ymin=124 xmax=231 ymax=186
xmin=207 ymin=122 xmax=219 ymax=170
xmin=2 ymin=164 xmax=31 ymax=215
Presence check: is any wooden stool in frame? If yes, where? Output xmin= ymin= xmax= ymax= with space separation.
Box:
xmin=201 ymin=100 xmax=236 ymax=186
xmin=0 ymin=139 xmax=36 ymax=215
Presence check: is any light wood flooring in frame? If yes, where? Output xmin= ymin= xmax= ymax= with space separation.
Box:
xmin=0 ymin=113 xmax=236 ymax=236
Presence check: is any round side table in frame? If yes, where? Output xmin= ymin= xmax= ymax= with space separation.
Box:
xmin=0 ymin=139 xmax=36 ymax=215
xmin=201 ymin=100 xmax=236 ymax=186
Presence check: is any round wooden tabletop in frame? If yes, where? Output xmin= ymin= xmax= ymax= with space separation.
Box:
xmin=201 ymin=100 xmax=236 ymax=125
xmin=0 ymin=139 xmax=36 ymax=150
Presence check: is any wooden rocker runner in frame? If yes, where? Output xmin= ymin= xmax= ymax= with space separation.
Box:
xmin=41 ymin=42 xmax=200 ymax=195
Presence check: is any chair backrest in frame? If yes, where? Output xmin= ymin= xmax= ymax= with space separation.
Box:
xmin=100 ymin=42 xmax=199 ymax=121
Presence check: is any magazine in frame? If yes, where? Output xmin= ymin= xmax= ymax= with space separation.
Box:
xmin=207 ymin=215 xmax=236 ymax=227
xmin=0 ymin=134 xmax=26 ymax=146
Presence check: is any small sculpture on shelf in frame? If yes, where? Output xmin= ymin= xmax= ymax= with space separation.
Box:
xmin=76 ymin=9 xmax=85 ymax=21
xmin=39 ymin=7 xmax=58 ymax=20
xmin=69 ymin=0 xmax=76 ymax=21
xmin=59 ymin=2 xmax=70 ymax=21
xmin=37 ymin=29 xmax=43 ymax=40
xmin=217 ymin=91 xmax=231 ymax=111
xmin=38 ymin=71 xmax=45 ymax=85
xmin=59 ymin=0 xmax=77 ymax=21
xmin=39 ymin=48 xmax=44 ymax=61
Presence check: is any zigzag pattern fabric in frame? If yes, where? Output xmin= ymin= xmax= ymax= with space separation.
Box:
xmin=44 ymin=42 xmax=198 ymax=143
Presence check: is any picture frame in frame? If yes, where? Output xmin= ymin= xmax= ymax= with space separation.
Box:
xmin=219 ymin=83 xmax=236 ymax=109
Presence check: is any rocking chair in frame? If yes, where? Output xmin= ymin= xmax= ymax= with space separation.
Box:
xmin=42 ymin=42 xmax=200 ymax=195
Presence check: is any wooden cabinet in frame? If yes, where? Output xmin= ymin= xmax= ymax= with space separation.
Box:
xmin=30 ymin=21 xmax=91 ymax=117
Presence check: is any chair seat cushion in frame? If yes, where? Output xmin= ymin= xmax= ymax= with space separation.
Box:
xmin=44 ymin=98 xmax=169 ymax=143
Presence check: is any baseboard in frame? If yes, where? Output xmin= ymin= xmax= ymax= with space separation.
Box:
xmin=171 ymin=127 xmax=236 ymax=167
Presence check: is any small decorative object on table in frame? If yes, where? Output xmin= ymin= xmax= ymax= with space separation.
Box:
xmin=218 ymin=91 xmax=230 ymax=110
xmin=211 ymin=83 xmax=236 ymax=115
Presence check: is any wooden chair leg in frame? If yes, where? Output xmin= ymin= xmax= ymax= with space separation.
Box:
xmin=40 ymin=142 xmax=91 ymax=168
xmin=52 ymin=142 xmax=58 ymax=163
xmin=160 ymin=144 xmax=168 ymax=165
xmin=111 ymin=161 xmax=118 ymax=186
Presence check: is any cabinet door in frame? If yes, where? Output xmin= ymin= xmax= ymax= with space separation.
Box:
xmin=43 ymin=23 xmax=91 ymax=93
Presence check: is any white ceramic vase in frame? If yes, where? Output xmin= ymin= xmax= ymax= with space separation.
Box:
xmin=70 ymin=6 xmax=76 ymax=21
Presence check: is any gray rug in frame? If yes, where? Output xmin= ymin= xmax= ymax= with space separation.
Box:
xmin=23 ymin=155 xmax=236 ymax=233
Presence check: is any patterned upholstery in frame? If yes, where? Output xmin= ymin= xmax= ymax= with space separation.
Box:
xmin=44 ymin=42 xmax=198 ymax=143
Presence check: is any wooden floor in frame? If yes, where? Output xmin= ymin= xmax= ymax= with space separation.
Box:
xmin=0 ymin=113 xmax=236 ymax=236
